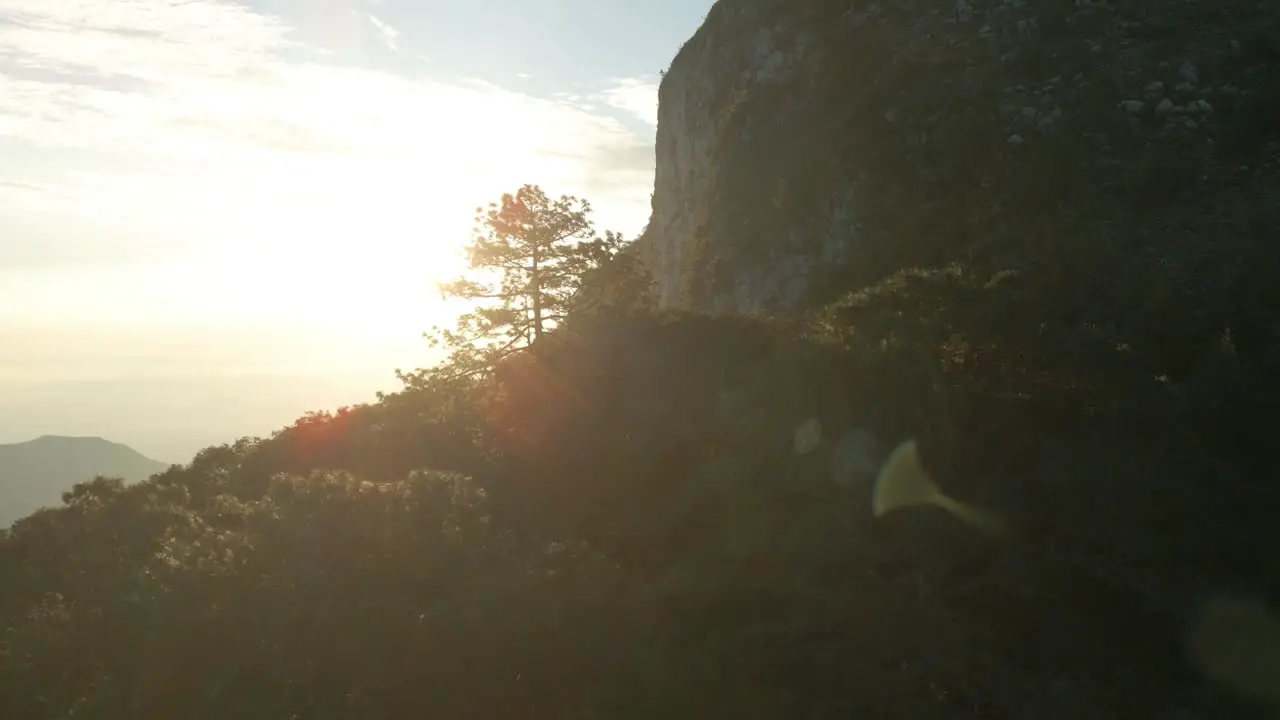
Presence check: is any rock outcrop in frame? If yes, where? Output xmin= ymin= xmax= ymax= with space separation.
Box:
xmin=638 ymin=0 xmax=1280 ymax=317
xmin=630 ymin=2 xmax=1280 ymax=714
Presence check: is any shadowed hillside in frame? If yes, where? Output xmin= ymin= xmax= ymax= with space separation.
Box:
xmin=4 ymin=0 xmax=1280 ymax=714
xmin=2 ymin=295 xmax=1278 ymax=717
xmin=0 ymin=436 xmax=170 ymax=527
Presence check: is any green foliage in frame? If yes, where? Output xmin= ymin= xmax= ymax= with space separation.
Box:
xmin=6 ymin=0 xmax=1280 ymax=710
xmin=569 ymin=243 xmax=656 ymax=315
xmin=3 ymin=177 xmax=1277 ymax=719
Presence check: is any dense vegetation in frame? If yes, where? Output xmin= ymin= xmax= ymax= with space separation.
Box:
xmin=3 ymin=177 xmax=1279 ymax=718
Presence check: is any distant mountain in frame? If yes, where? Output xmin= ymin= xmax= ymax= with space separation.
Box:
xmin=0 ymin=436 xmax=170 ymax=527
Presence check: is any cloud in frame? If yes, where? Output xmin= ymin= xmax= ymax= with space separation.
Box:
xmin=599 ymin=76 xmax=660 ymax=127
xmin=0 ymin=0 xmax=665 ymax=372
xmin=0 ymin=0 xmax=294 ymax=83
xmin=366 ymin=14 xmax=398 ymax=51
xmin=0 ymin=179 xmax=57 ymax=200
xmin=0 ymin=0 xmax=657 ymax=239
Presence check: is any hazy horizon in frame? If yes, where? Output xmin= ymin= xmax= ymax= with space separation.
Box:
xmin=0 ymin=0 xmax=713 ymax=464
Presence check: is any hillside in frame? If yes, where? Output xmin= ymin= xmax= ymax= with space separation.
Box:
xmin=0 ymin=436 xmax=170 ymax=527
xmin=3 ymin=0 xmax=1280 ymax=717
xmin=2 ymin=301 xmax=1277 ymax=717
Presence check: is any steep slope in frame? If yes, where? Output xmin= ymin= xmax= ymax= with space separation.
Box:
xmin=623 ymin=0 xmax=1280 ymax=714
xmin=4 ymin=1 xmax=1280 ymax=716
xmin=0 ymin=435 xmax=170 ymax=526
xmin=2 ymin=310 xmax=1277 ymax=718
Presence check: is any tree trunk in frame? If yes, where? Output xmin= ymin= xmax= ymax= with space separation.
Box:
xmin=531 ymin=247 xmax=543 ymax=341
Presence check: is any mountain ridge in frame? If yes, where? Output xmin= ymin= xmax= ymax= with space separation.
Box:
xmin=0 ymin=435 xmax=170 ymax=527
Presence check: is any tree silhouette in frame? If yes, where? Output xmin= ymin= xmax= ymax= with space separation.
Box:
xmin=425 ymin=184 xmax=625 ymax=378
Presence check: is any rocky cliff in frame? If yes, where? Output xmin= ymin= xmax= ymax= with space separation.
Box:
xmin=630 ymin=2 xmax=1280 ymax=713
xmin=639 ymin=0 xmax=1280 ymax=320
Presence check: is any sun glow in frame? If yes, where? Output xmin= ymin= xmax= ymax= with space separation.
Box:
xmin=196 ymin=169 xmax=478 ymax=338
xmin=0 ymin=0 xmax=657 ymax=385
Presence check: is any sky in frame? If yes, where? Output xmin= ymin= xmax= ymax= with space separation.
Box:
xmin=0 ymin=0 xmax=715 ymax=463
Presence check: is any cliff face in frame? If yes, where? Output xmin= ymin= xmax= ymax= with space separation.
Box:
xmin=639 ymin=0 xmax=1280 ymax=315
xmin=640 ymin=0 xmax=854 ymax=312
xmin=627 ymin=5 xmax=1280 ymax=712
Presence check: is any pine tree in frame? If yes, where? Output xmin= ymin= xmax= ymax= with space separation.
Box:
xmin=419 ymin=184 xmax=626 ymax=380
